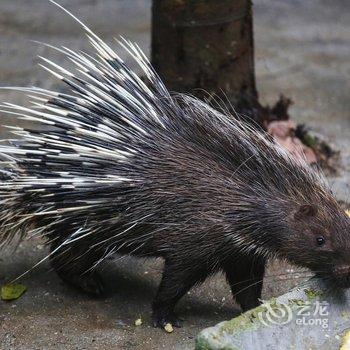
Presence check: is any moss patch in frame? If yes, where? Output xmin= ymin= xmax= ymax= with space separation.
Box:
xmin=304 ymin=288 xmax=324 ymax=300
xmin=218 ymin=303 xmax=275 ymax=336
xmin=289 ymin=298 xmax=306 ymax=306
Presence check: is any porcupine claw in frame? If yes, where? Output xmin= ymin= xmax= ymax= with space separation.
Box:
xmin=152 ymin=311 xmax=183 ymax=329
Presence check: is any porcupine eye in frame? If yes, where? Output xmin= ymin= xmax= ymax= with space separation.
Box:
xmin=316 ymin=236 xmax=326 ymax=246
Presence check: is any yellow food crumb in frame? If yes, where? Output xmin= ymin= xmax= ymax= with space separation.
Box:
xmin=345 ymin=210 xmax=350 ymax=218
xmin=164 ymin=323 xmax=174 ymax=333
xmin=340 ymin=330 xmax=350 ymax=350
xmin=134 ymin=318 xmax=142 ymax=326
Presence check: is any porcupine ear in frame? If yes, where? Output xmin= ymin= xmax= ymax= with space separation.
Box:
xmin=294 ymin=204 xmax=318 ymax=220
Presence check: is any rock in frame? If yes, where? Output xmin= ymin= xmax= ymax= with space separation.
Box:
xmin=196 ymin=278 xmax=350 ymax=350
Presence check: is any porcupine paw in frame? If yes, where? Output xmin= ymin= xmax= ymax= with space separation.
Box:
xmin=60 ymin=272 xmax=106 ymax=297
xmin=79 ymin=273 xmax=106 ymax=297
xmin=237 ymin=296 xmax=261 ymax=312
xmin=152 ymin=310 xmax=183 ymax=328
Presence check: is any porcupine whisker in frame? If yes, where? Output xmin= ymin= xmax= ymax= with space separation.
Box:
xmin=232 ymin=279 xmax=266 ymax=299
xmin=228 ymin=271 xmax=317 ymax=289
xmin=10 ymin=234 xmax=77 ymax=283
xmin=12 ymin=225 xmax=96 ymax=280
xmin=86 ymin=241 xmax=147 ymax=273
xmin=88 ymin=222 xmax=139 ymax=249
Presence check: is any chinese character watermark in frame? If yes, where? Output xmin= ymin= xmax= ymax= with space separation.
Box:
xmin=257 ymin=300 xmax=329 ymax=329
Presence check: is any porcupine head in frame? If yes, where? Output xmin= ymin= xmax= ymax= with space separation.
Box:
xmin=293 ymin=201 xmax=350 ymax=288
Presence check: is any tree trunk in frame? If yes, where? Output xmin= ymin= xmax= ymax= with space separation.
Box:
xmin=152 ymin=0 xmax=267 ymax=124
xmin=151 ymin=0 xmax=330 ymax=165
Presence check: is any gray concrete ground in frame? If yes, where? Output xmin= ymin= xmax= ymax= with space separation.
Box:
xmin=0 ymin=0 xmax=349 ymax=349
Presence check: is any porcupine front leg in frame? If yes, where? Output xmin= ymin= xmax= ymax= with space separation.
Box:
xmin=223 ymin=255 xmax=266 ymax=311
xmin=49 ymin=237 xmax=105 ymax=296
xmin=152 ymin=258 xmax=209 ymax=328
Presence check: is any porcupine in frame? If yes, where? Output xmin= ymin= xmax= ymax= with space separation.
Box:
xmin=0 ymin=2 xmax=350 ymax=329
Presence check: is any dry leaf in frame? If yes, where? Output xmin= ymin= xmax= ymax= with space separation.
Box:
xmin=1 ymin=284 xmax=27 ymax=301
xmin=267 ymin=120 xmax=317 ymax=164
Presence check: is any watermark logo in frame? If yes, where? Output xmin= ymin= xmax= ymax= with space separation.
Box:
xmin=257 ymin=300 xmax=329 ymax=329
xmin=257 ymin=300 xmax=293 ymax=326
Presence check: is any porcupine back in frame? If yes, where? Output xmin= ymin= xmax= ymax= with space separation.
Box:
xmin=0 ymin=4 xmax=329 ymax=269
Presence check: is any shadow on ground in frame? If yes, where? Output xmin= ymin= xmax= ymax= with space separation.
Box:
xmin=1 ymin=238 xmax=240 ymax=350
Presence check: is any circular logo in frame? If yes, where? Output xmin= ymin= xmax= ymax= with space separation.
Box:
xmin=257 ymin=300 xmax=293 ymax=327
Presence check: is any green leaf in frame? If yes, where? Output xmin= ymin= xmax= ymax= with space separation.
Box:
xmin=1 ymin=283 xmax=27 ymax=301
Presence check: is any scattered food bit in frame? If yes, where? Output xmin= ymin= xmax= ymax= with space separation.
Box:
xmin=1 ymin=283 xmax=27 ymax=301
xmin=346 ymin=210 xmax=350 ymax=218
xmin=134 ymin=318 xmax=142 ymax=326
xmin=164 ymin=323 xmax=174 ymax=333
xmin=267 ymin=120 xmax=317 ymax=164
xmin=340 ymin=330 xmax=350 ymax=350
